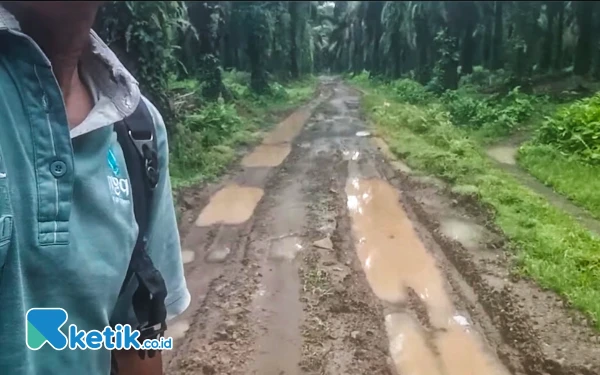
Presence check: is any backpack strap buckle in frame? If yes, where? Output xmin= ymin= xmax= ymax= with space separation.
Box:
xmin=127 ymin=130 xmax=159 ymax=189
xmin=138 ymin=321 xmax=167 ymax=341
xmin=136 ymin=321 xmax=167 ymax=360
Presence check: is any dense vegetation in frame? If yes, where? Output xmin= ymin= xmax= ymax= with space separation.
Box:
xmin=328 ymin=1 xmax=600 ymax=327
xmin=94 ymin=1 xmax=600 ymax=327
xmin=94 ymin=1 xmax=321 ymax=187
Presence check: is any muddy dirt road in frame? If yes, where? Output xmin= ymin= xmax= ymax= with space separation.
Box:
xmin=164 ymin=79 xmax=600 ymax=375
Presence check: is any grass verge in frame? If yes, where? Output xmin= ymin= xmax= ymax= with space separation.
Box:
xmin=169 ymin=75 xmax=317 ymax=189
xmin=353 ymin=81 xmax=600 ymax=329
xmin=518 ymin=144 xmax=600 ymax=219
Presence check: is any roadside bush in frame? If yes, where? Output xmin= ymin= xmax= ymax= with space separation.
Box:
xmin=458 ymin=67 xmax=510 ymax=89
xmin=349 ymin=70 xmax=371 ymax=85
xmin=535 ymin=93 xmax=600 ymax=164
xmin=169 ymin=99 xmax=249 ymax=184
xmin=441 ymin=86 xmax=534 ymax=133
xmin=441 ymin=90 xmax=491 ymax=127
xmin=183 ymin=100 xmax=243 ymax=147
xmin=389 ymin=79 xmax=433 ymax=105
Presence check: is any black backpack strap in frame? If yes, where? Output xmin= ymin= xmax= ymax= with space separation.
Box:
xmin=114 ymin=100 xmax=168 ymax=359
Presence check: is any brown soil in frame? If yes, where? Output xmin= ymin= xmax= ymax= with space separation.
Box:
xmin=164 ymin=78 xmax=600 ymax=375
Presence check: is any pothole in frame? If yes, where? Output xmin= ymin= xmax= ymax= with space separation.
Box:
xmin=241 ymin=144 xmax=291 ymax=168
xmin=195 ymin=184 xmax=264 ymax=226
xmin=345 ymin=176 xmax=509 ymax=375
xmin=439 ymin=217 xmax=483 ymax=250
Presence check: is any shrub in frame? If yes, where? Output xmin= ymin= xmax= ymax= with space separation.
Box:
xmin=458 ymin=67 xmax=511 ymax=89
xmin=389 ymin=79 xmax=434 ymax=105
xmin=535 ymin=93 xmax=600 ymax=164
xmin=441 ymin=86 xmax=534 ymax=132
xmin=349 ymin=70 xmax=372 ymax=85
xmin=182 ymin=100 xmax=243 ymax=147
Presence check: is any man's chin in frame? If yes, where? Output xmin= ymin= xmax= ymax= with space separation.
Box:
xmin=2 ymin=1 xmax=106 ymax=19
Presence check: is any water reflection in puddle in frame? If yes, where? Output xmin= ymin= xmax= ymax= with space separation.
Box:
xmin=346 ymin=177 xmax=453 ymax=320
xmin=263 ymin=109 xmax=312 ymax=144
xmin=437 ymin=323 xmax=507 ymax=375
xmin=342 ymin=150 xmax=361 ymax=161
xmin=439 ymin=218 xmax=483 ymax=250
xmin=386 ymin=313 xmax=442 ymax=375
xmin=346 ymin=177 xmax=509 ymax=375
xmin=242 ymin=144 xmax=291 ymax=168
xmin=195 ymin=184 xmax=264 ymax=226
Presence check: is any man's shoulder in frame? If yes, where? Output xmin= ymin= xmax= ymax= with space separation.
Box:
xmin=139 ymin=96 xmax=167 ymax=135
xmin=136 ymin=96 xmax=171 ymax=167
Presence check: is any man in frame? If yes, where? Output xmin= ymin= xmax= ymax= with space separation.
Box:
xmin=0 ymin=2 xmax=190 ymax=374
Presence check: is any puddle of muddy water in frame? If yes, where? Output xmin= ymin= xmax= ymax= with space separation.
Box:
xmin=241 ymin=144 xmax=291 ymax=168
xmin=195 ymin=184 xmax=264 ymax=226
xmin=436 ymin=323 xmax=508 ymax=375
xmin=386 ymin=313 xmax=443 ymax=375
xmin=439 ymin=218 xmax=483 ymax=250
xmin=345 ymin=177 xmax=453 ymax=319
xmin=263 ymin=109 xmax=312 ymax=145
xmin=346 ymin=177 xmax=509 ymax=375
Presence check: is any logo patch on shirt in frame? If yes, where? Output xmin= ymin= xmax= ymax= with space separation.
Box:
xmin=107 ymin=148 xmax=120 ymax=177
xmin=107 ymin=147 xmax=130 ymax=205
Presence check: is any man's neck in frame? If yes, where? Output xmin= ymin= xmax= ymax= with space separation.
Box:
xmin=4 ymin=4 xmax=99 ymax=127
xmin=6 ymin=5 xmax=97 ymax=100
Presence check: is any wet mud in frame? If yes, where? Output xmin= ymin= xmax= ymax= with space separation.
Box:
xmin=166 ymin=78 xmax=600 ymax=375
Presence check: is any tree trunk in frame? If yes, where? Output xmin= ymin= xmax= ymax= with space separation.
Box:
xmin=540 ymin=2 xmax=557 ymax=72
xmin=415 ymin=15 xmax=431 ymax=84
xmin=459 ymin=1 xmax=478 ymax=75
xmin=574 ymin=1 xmax=595 ymax=76
xmin=482 ymin=24 xmax=493 ymax=68
xmin=491 ymin=1 xmax=503 ymax=70
xmin=187 ymin=1 xmax=224 ymax=100
xmin=353 ymin=21 xmax=364 ymax=75
xmin=289 ymin=1 xmax=299 ymax=78
xmin=554 ymin=2 xmax=564 ymax=70
xmin=461 ymin=23 xmax=476 ymax=74
xmin=393 ymin=34 xmax=402 ymax=78
xmin=245 ymin=3 xmax=270 ymax=93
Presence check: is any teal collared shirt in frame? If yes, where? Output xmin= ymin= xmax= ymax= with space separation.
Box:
xmin=0 ymin=7 xmax=190 ymax=375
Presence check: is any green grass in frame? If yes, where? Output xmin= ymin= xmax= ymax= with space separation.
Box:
xmin=354 ymin=81 xmax=600 ymax=329
xmin=169 ymin=75 xmax=317 ymax=189
xmin=518 ymin=144 xmax=600 ymax=220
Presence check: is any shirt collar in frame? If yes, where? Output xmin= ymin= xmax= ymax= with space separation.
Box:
xmin=0 ymin=5 xmax=141 ymax=139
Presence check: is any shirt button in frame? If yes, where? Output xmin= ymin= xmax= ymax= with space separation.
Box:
xmin=50 ymin=160 xmax=67 ymax=178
